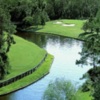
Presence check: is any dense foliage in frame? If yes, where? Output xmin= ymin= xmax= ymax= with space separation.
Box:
xmin=76 ymin=9 xmax=100 ymax=69
xmin=46 ymin=0 xmax=100 ymax=19
xmin=9 ymin=0 xmax=100 ymax=28
xmin=0 ymin=0 xmax=16 ymax=79
xmin=76 ymin=9 xmax=100 ymax=100
xmin=0 ymin=0 xmax=99 ymax=30
xmin=93 ymin=77 xmax=100 ymax=100
xmin=43 ymin=78 xmax=77 ymax=100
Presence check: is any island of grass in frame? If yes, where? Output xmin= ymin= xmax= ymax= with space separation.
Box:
xmin=0 ymin=35 xmax=53 ymax=95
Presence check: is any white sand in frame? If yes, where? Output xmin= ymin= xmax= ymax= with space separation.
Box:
xmin=53 ymin=21 xmax=62 ymax=24
xmin=53 ymin=21 xmax=75 ymax=27
xmin=62 ymin=24 xmax=75 ymax=27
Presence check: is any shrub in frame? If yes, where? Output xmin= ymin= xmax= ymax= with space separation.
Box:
xmin=42 ymin=78 xmax=77 ymax=100
xmin=22 ymin=16 xmax=33 ymax=27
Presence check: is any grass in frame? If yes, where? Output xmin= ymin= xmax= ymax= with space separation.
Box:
xmin=1 ymin=35 xmax=47 ymax=81
xmin=75 ymin=90 xmax=93 ymax=100
xmin=30 ymin=19 xmax=86 ymax=38
xmin=0 ymin=54 xmax=53 ymax=95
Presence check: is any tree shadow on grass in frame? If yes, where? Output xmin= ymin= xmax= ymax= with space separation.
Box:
xmin=17 ymin=26 xmax=43 ymax=33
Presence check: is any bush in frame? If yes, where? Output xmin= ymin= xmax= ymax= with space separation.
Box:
xmin=22 ymin=16 xmax=33 ymax=27
xmin=93 ymin=78 xmax=100 ymax=100
xmin=42 ymin=78 xmax=77 ymax=100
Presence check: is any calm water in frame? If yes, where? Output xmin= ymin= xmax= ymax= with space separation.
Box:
xmin=0 ymin=33 xmax=92 ymax=100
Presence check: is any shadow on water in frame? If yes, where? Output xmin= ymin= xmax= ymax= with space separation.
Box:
xmin=16 ymin=32 xmax=81 ymax=49
xmin=0 ymin=95 xmax=9 ymax=100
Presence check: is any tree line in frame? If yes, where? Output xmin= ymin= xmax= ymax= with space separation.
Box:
xmin=76 ymin=9 xmax=100 ymax=100
xmin=1 ymin=0 xmax=100 ymax=29
xmin=46 ymin=0 xmax=100 ymax=19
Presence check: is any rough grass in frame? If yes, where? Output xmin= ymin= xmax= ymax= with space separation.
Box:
xmin=35 ymin=19 xmax=86 ymax=38
xmin=0 ymin=54 xmax=53 ymax=95
xmin=3 ymin=35 xmax=47 ymax=80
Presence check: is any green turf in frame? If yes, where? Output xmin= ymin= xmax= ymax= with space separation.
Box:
xmin=3 ymin=35 xmax=47 ymax=80
xmin=76 ymin=90 xmax=93 ymax=100
xmin=0 ymin=54 xmax=54 ymax=95
xmin=34 ymin=19 xmax=86 ymax=38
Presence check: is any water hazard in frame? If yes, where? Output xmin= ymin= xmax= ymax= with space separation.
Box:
xmin=0 ymin=33 xmax=92 ymax=100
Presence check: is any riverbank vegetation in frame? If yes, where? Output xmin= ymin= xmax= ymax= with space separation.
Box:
xmin=1 ymin=0 xmax=100 ymax=78
xmin=75 ymin=9 xmax=100 ymax=100
xmin=1 ymin=0 xmax=100 ymax=99
xmin=43 ymin=78 xmax=92 ymax=100
xmin=0 ymin=54 xmax=53 ymax=95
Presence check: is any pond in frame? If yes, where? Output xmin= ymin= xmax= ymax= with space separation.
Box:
xmin=0 ymin=32 xmax=92 ymax=100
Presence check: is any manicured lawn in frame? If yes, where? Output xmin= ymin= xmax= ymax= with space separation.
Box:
xmin=35 ymin=19 xmax=86 ymax=38
xmin=0 ymin=54 xmax=53 ymax=95
xmin=3 ymin=35 xmax=47 ymax=80
xmin=76 ymin=90 xmax=92 ymax=100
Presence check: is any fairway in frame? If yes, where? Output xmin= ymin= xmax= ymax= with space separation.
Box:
xmin=36 ymin=19 xmax=86 ymax=38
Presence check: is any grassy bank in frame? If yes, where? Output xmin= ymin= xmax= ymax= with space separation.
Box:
xmin=3 ymin=35 xmax=46 ymax=80
xmin=0 ymin=35 xmax=54 ymax=95
xmin=29 ymin=19 xmax=85 ymax=38
xmin=0 ymin=54 xmax=53 ymax=95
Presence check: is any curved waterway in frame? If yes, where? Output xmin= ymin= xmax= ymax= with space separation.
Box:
xmin=0 ymin=33 xmax=92 ymax=100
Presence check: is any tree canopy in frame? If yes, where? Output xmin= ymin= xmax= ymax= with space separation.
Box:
xmin=0 ymin=0 xmax=16 ymax=79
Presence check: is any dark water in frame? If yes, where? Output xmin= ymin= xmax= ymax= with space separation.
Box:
xmin=0 ymin=33 xmax=92 ymax=100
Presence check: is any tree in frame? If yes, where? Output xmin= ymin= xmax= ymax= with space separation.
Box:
xmin=0 ymin=1 xmax=16 ymax=79
xmin=82 ymin=16 xmax=94 ymax=33
xmin=76 ymin=33 xmax=100 ymax=70
xmin=82 ymin=9 xmax=100 ymax=34
xmin=33 ymin=0 xmax=49 ymax=27
xmin=93 ymin=77 xmax=100 ymax=100
xmin=42 ymin=78 xmax=77 ymax=100
xmin=76 ymin=9 xmax=100 ymax=69
xmin=76 ymin=9 xmax=100 ymax=99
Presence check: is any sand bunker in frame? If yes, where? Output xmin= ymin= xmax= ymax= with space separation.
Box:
xmin=53 ymin=21 xmax=62 ymax=24
xmin=53 ymin=21 xmax=75 ymax=27
xmin=62 ymin=24 xmax=75 ymax=27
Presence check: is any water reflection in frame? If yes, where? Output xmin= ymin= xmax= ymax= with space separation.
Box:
xmin=0 ymin=32 xmax=92 ymax=100
xmin=0 ymin=95 xmax=8 ymax=100
xmin=16 ymin=32 xmax=81 ymax=48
